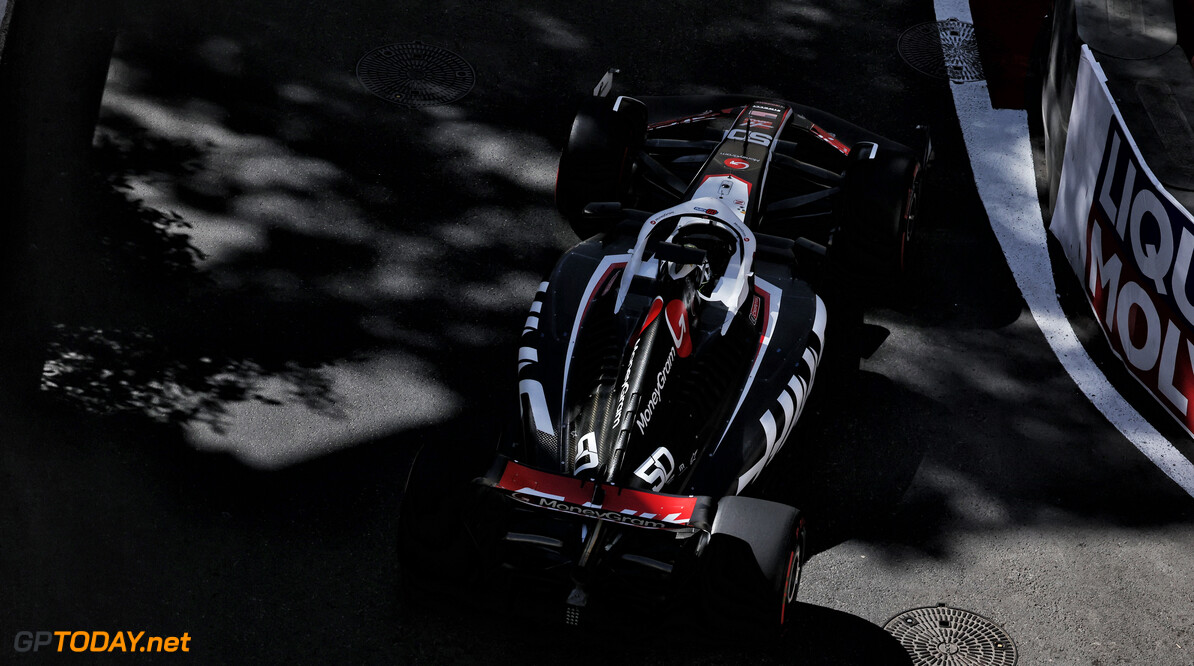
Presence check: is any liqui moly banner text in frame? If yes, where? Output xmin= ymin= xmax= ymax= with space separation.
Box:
xmin=1052 ymin=45 xmax=1194 ymax=435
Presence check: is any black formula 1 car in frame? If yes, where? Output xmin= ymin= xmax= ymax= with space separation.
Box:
xmin=401 ymin=70 xmax=930 ymax=634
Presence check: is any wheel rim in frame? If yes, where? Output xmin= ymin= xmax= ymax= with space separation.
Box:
xmin=780 ymin=527 xmax=805 ymax=624
xmin=900 ymin=162 xmax=924 ymax=272
xmin=899 ymin=229 xmax=907 ymax=273
xmin=784 ymin=533 xmax=803 ymax=603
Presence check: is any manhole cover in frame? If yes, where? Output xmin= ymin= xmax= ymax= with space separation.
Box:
xmin=356 ymin=42 xmax=475 ymax=106
xmin=884 ymin=606 xmax=1017 ymax=666
xmin=898 ymin=18 xmax=985 ymax=83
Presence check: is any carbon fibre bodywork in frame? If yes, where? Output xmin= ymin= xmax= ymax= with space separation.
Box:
xmin=502 ymin=211 xmax=826 ymax=501
xmin=403 ymin=76 xmax=928 ymax=627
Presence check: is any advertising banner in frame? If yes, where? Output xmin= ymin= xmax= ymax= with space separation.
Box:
xmin=1052 ymin=45 xmax=1194 ymax=436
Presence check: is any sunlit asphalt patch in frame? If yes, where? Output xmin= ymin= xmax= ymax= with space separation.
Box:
xmin=934 ymin=0 xmax=1194 ymax=498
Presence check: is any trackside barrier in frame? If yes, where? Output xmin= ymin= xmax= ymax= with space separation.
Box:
xmin=1052 ymin=45 xmax=1194 ymax=437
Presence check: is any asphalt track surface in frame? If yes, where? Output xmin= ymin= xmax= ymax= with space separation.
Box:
xmin=3 ymin=1 xmax=1194 ymax=664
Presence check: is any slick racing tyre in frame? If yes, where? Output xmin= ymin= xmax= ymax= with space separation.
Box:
xmin=698 ymin=496 xmax=805 ymax=636
xmin=555 ymin=95 xmax=647 ymax=239
xmin=397 ymin=443 xmax=504 ymax=606
xmin=833 ymin=141 xmax=923 ymax=275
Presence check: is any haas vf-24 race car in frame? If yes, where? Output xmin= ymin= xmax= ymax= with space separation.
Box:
xmin=401 ymin=70 xmax=930 ymax=632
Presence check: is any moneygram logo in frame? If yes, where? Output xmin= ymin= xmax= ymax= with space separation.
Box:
xmin=13 ymin=631 xmax=191 ymax=653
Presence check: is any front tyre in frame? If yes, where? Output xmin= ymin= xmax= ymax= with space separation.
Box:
xmin=781 ymin=522 xmax=807 ymax=625
xmin=397 ymin=444 xmax=504 ymax=605
xmin=555 ymin=95 xmax=647 ymax=239
xmin=833 ymin=142 xmax=923 ymax=275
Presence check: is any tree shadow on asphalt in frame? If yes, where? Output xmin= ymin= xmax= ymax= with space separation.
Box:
xmin=42 ymin=0 xmax=960 ymax=448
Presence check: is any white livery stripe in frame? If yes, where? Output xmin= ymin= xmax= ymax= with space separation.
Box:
xmin=736 ymin=294 xmax=828 ymax=493
xmin=761 ymin=409 xmax=779 ymax=451
xmin=518 ymin=346 xmax=538 ymax=372
xmin=776 ymin=391 xmax=796 ymax=448
xmin=802 ymin=348 xmax=819 ymax=382
xmin=519 ymin=379 xmax=554 ymax=436
xmin=513 ymin=486 xmax=566 ymax=501
xmin=737 ymin=452 xmax=768 ymax=491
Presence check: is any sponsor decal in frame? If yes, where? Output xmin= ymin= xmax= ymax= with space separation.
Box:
xmin=724 ymin=128 xmax=773 ymax=147
xmin=693 ymin=207 xmax=719 ymax=215
xmin=739 ymin=118 xmax=775 ymax=130
xmin=749 ymin=294 xmax=761 ymax=325
xmin=510 ymin=494 xmax=681 ymax=528
xmin=611 ymin=337 xmax=642 ymax=431
xmin=494 ymin=460 xmax=699 ymax=529
xmin=665 ymin=299 xmax=693 ymax=358
xmin=574 ymin=431 xmax=599 ymax=475
xmin=1072 ymin=120 xmax=1194 ymax=430
xmin=749 ymin=109 xmax=779 ymax=119
xmin=724 ymin=158 xmax=751 ymax=170
xmin=635 ymin=346 xmax=677 ymax=435
xmin=634 ymin=446 xmax=676 ymax=491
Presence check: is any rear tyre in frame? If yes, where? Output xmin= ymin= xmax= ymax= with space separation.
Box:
xmin=833 ymin=142 xmax=923 ymax=275
xmin=698 ymin=496 xmax=804 ymax=635
xmin=555 ymin=95 xmax=647 ymax=239
xmin=397 ymin=444 xmax=503 ymax=605
xmin=781 ymin=523 xmax=807 ymax=625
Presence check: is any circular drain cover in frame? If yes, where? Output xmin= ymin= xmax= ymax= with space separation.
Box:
xmin=898 ymin=18 xmax=985 ymax=83
xmin=884 ymin=606 xmax=1017 ymax=665
xmin=356 ymin=42 xmax=475 ymax=106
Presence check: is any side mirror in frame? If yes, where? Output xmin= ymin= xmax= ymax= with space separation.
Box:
xmin=581 ymin=201 xmax=625 ymax=220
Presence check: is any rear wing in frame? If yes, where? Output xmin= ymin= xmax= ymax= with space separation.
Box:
xmin=480 ymin=456 xmax=713 ymax=532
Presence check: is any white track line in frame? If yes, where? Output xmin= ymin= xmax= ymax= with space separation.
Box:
xmin=934 ymin=0 xmax=1194 ymax=497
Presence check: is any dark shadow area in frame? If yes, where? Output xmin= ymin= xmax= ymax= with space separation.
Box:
xmin=398 ymin=596 xmax=912 ymax=666
xmin=764 ymin=371 xmax=934 ymax=557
